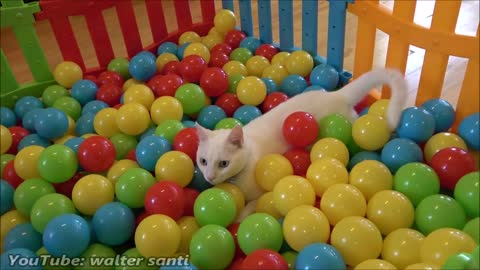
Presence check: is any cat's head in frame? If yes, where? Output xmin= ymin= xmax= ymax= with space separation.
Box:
xmin=195 ymin=123 xmax=249 ymax=185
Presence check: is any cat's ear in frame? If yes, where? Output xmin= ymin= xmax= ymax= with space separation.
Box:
xmin=227 ymin=125 xmax=244 ymax=148
xmin=195 ymin=123 xmax=210 ymax=141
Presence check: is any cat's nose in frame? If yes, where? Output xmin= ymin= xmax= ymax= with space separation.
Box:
xmin=206 ymin=173 xmax=215 ymax=182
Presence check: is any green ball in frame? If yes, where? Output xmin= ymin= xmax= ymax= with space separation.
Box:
xmin=282 ymin=251 xmax=298 ymax=270
xmin=1 ymin=154 xmax=15 ymax=176
xmin=237 ymin=213 xmax=284 ymax=255
xmin=37 ymin=246 xmax=71 ymax=270
xmin=346 ymin=136 xmax=363 ymax=156
xmin=441 ymin=253 xmax=477 ymax=270
xmin=230 ymin=48 xmax=253 ymax=64
xmin=154 ymin=120 xmax=185 ymax=144
xmin=14 ymin=178 xmax=56 ymax=217
xmin=38 ymin=144 xmax=78 ymax=184
xmin=215 ymin=118 xmax=242 ymax=130
xmin=472 ymin=246 xmax=479 ymax=269
xmin=415 ymin=194 xmax=466 ymax=235
xmin=189 ymin=224 xmax=235 ymax=270
xmin=193 ymin=188 xmax=237 ymax=227
xmin=228 ymin=74 xmax=245 ymax=93
xmin=42 ymin=85 xmax=69 ymax=107
xmin=318 ymin=113 xmax=352 ymax=144
xmin=110 ymin=133 xmax=138 ymax=160
xmin=463 ymin=217 xmax=479 ymax=244
xmin=115 ymin=168 xmax=155 ymax=208
xmin=454 ymin=172 xmax=479 ymax=218
xmin=394 ymin=162 xmax=440 ymax=206
xmin=77 ymin=243 xmax=116 ymax=270
xmin=108 ymin=58 xmax=131 ymax=80
xmin=175 ymin=83 xmax=206 ymax=115
xmin=117 ymin=248 xmax=156 ymax=270
xmin=30 ymin=193 xmax=76 ymax=233
xmin=53 ymin=96 xmax=82 ymax=120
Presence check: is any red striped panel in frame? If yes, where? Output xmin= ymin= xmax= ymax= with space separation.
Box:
xmin=48 ymin=16 xmax=86 ymax=71
xmin=174 ymin=0 xmax=193 ymax=31
xmin=115 ymin=1 xmax=142 ymax=58
xmin=145 ymin=0 xmax=168 ymax=43
xmin=85 ymin=11 xmax=115 ymax=68
xmin=200 ymin=0 xmax=216 ymax=24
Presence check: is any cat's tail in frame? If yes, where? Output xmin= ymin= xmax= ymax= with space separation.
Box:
xmin=337 ymin=68 xmax=408 ymax=131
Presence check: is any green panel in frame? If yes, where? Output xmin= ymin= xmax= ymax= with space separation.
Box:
xmin=0 ymin=49 xmax=20 ymax=96
xmin=0 ymin=80 xmax=56 ymax=109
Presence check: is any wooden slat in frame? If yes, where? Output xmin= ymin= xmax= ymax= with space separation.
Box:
xmin=145 ymin=0 xmax=167 ymax=43
xmin=115 ymin=1 xmax=142 ymax=58
xmin=174 ymin=0 xmax=193 ymax=31
xmin=85 ymin=11 xmax=115 ymax=68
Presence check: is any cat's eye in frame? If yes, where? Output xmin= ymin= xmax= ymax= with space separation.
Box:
xmin=218 ymin=160 xmax=230 ymax=168
xmin=199 ymin=158 xmax=207 ymax=166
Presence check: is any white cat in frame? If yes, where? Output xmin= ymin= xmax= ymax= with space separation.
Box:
xmin=195 ymin=68 xmax=408 ymax=208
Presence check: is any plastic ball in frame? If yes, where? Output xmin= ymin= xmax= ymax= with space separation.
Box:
xmin=110 ymin=133 xmax=137 ymax=160
xmin=255 ymin=192 xmax=282 ymax=219
xmin=235 ymin=76 xmax=267 ymax=106
xmin=415 ymin=194 xmax=466 ymax=235
xmin=123 ymin=84 xmax=155 ymax=109
xmin=116 ymin=103 xmax=151 ymax=136
xmin=196 ymin=105 xmax=226 ymax=130
xmin=93 ymin=108 xmax=119 ymax=138
xmin=454 ymin=172 xmax=479 ymax=218
xmin=397 ymin=106 xmax=435 ymax=143
xmin=222 ymin=60 xmax=248 ymax=76
xmin=216 ymin=183 xmax=245 ymax=218
xmin=352 ymin=114 xmax=391 ymax=151
xmin=77 ymin=136 xmax=115 ymax=172
xmin=136 ymin=135 xmax=171 ymax=172
xmin=349 ymin=160 xmax=392 ymax=201
xmin=255 ymin=44 xmax=280 ymax=61
xmin=230 ymin=47 xmax=252 ymax=64
xmin=213 ymin=9 xmax=236 ymax=33
xmin=2 ymin=160 xmax=22 ymax=188
xmin=34 ymin=108 xmax=69 ymax=140
xmin=355 ymin=259 xmax=397 ymax=270
xmin=245 ymin=55 xmax=270 ymax=77
xmin=145 ymin=181 xmax=185 ymax=220
xmin=150 ymin=97 xmax=183 ymax=126
xmin=0 ymin=154 xmax=15 ymax=176
xmin=261 ymin=77 xmax=278 ymax=93
xmin=97 ymin=70 xmax=124 ymax=87
xmin=368 ymin=99 xmax=390 ymax=118
xmin=458 ymin=113 xmax=479 ymax=150
xmin=463 ymin=217 xmax=479 ymax=245
xmin=179 ymin=55 xmax=208 ymax=83
xmin=310 ymin=64 xmax=339 ymax=91
xmin=214 ymin=117 xmax=242 ymax=129
xmin=421 ymin=98 xmax=455 ymax=132
xmin=442 ymin=252 xmax=478 ymax=270
xmin=193 ymin=188 xmax=236 ymax=226
xmin=14 ymin=96 xmax=43 ymax=120
xmin=282 ymin=111 xmax=319 ymax=148
xmin=209 ymin=51 xmax=229 ymax=68
xmin=202 ymin=34 xmax=223 ymax=51
xmin=128 ymin=51 xmax=157 ymax=81
xmin=381 ymin=138 xmax=423 ymax=173
xmin=70 ymin=80 xmax=98 ymax=106
xmin=53 ymin=61 xmax=83 ymax=88
xmin=241 ymin=249 xmax=289 ymax=270
xmin=282 ymin=148 xmax=310 ymax=177
xmin=173 ymin=127 xmax=199 ymax=161
xmin=106 ymin=159 xmax=138 ymax=185
xmin=273 ymin=175 xmax=316 ymax=215
xmin=306 ymin=157 xmax=348 ymax=196
xmin=224 ymin=29 xmax=247 ymax=49
xmin=175 ymin=83 xmax=206 ymax=115
xmin=156 ymin=53 xmax=179 ymax=73
xmin=382 ymin=228 xmax=425 ymax=269
xmin=7 ymin=126 xmax=30 ymax=153
xmin=215 ymin=93 xmax=242 ymax=117
xmin=91 ymin=201 xmax=134 ymax=246
xmin=42 ymin=214 xmax=90 ymax=258
xmin=320 ymin=183 xmax=367 ymax=226
xmin=262 ymin=64 xmax=289 ymax=86
xmin=429 ymin=147 xmax=477 ymax=190
xmin=155 ymin=151 xmax=194 ymax=186
xmin=53 ymin=96 xmax=81 ymax=121
xmin=148 ymin=74 xmax=182 ymax=97
xmin=41 ymin=85 xmax=69 ymax=108
xmin=189 ymin=224 xmax=235 ymax=269
xmin=158 ymin=41 xmax=179 ymax=56
xmin=200 ymin=67 xmax=228 ymax=97
xmin=75 ymin=112 xmax=95 ymax=136
xmin=135 ymin=214 xmax=181 ymax=257
xmin=75 ymin=243 xmax=117 ymax=270
xmin=393 ymin=162 xmax=439 ymax=206
xmin=262 ymin=92 xmax=289 ymax=113
xmin=96 ymin=83 xmax=122 ymax=106
xmin=255 ymin=153 xmax=294 ymax=191
xmin=30 ymin=193 xmax=76 ymax=233
xmin=424 ymin=132 xmax=467 ymax=162
xmin=295 ymin=243 xmax=346 ymax=270
xmin=227 ymin=74 xmax=244 ymax=94
xmin=72 ymin=174 xmax=114 ymax=215
xmin=0 ymin=107 xmax=16 ymax=127
xmin=12 ymin=145 xmax=42 ymax=181
xmin=0 ymin=180 xmax=14 ymax=215
xmin=37 ymin=144 xmax=78 ymax=183
xmin=318 ymin=113 xmax=352 ymax=144
xmin=184 ymin=42 xmax=211 ymax=63
xmin=280 ymin=74 xmax=307 ymax=97
xmin=284 ymin=50 xmax=314 ymax=77
xmin=330 ymin=216 xmax=383 ymax=267
xmin=82 ymin=100 xmax=108 ymax=116
xmin=115 ymin=167 xmax=155 ymax=208
xmin=155 ymin=120 xmax=185 ymax=143
xmin=310 ymin=137 xmax=349 ymax=166
xmin=107 ymin=57 xmax=130 ymax=79
xmin=3 ymin=222 xmax=42 ymax=252
xmin=270 ymin=52 xmax=290 ymax=66
xmin=1 ymin=248 xmax=41 ymax=270
xmin=175 ymin=216 xmax=200 ymax=254
xmin=237 ymin=213 xmax=283 ymax=254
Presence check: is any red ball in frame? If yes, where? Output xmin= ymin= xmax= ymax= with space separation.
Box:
xmin=126 ymin=149 xmax=137 ymax=162
xmin=240 ymin=249 xmax=289 ymax=270
xmin=262 ymin=92 xmax=288 ymax=113
xmin=215 ymin=93 xmax=242 ymax=117
xmin=77 ymin=136 xmax=116 ymax=172
xmin=135 ymin=211 xmax=150 ymax=229
xmin=162 ymin=61 xmax=181 ymax=75
xmin=148 ymin=74 xmax=184 ymax=97
xmin=53 ymin=172 xmax=85 ymax=198
xmin=96 ymin=83 xmax=123 ymax=107
xmin=183 ymin=187 xmax=199 ymax=216
xmin=224 ymin=30 xmax=247 ymax=49
xmin=200 ymin=67 xmax=229 ymax=97
xmin=178 ymin=55 xmax=208 ymax=83
xmin=228 ymin=257 xmax=245 ymax=270
xmin=83 ymin=75 xmax=98 ymax=85
xmin=429 ymin=147 xmax=477 ymax=190
xmin=97 ymin=71 xmax=124 ymax=87
xmin=211 ymin=43 xmax=233 ymax=55
xmin=282 ymin=111 xmax=319 ymax=148
xmin=228 ymin=222 xmax=246 ymax=258
xmin=7 ymin=126 xmax=30 ymax=154
xmin=2 ymin=160 xmax=23 ymax=188
xmin=144 ymin=181 xmax=186 ymax=220
xmin=255 ymin=44 xmax=279 ymax=61
xmin=209 ymin=51 xmax=230 ymax=68
xmin=283 ymin=148 xmax=311 ymax=176
xmin=173 ymin=127 xmax=199 ymax=162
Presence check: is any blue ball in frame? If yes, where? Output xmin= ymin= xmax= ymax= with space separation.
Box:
xmin=14 ymin=96 xmax=43 ymax=119
xmin=303 ymin=85 xmax=326 ymax=92
xmin=34 ymin=108 xmax=69 ymax=139
xmin=157 ymin=41 xmax=179 ymax=56
xmin=128 ymin=51 xmax=157 ymax=81
xmin=17 ymin=134 xmax=51 ymax=151
xmin=280 ymin=75 xmax=308 ymax=97
xmin=239 ymin=37 xmax=261 ymax=53
xmin=197 ymin=105 xmax=227 ymax=130
xmin=3 ymin=223 xmax=42 ymax=252
xmin=64 ymin=137 xmax=85 ymax=154
xmin=396 ymin=106 xmax=436 ymax=143
xmin=187 ymin=166 xmax=212 ymax=192
xmin=347 ymin=151 xmax=382 ymax=170
xmin=140 ymin=126 xmax=157 ymax=141
xmin=136 ymin=135 xmax=172 ymax=171
xmin=160 ymin=262 xmax=198 ymax=270
xmin=261 ymin=78 xmax=278 ymax=94
xmin=310 ymin=64 xmax=339 ymax=91
xmin=182 ymin=120 xmax=196 ymax=128
xmin=71 ymin=79 xmax=98 ymax=106
xmin=42 ymin=214 xmax=90 ymax=258
xmin=0 ymin=248 xmax=41 ymax=270
xmin=82 ymin=100 xmax=109 ymax=116
xmin=21 ymin=108 xmax=43 ymax=133
xmin=177 ymin=42 xmax=191 ymax=60
xmin=0 ymin=180 xmax=14 ymax=215
xmin=359 ymin=106 xmax=370 ymax=116
xmin=0 ymin=107 xmax=17 ymax=127
xmin=92 ymin=202 xmax=135 ymax=246
xmin=381 ymin=138 xmax=423 ymax=173
xmin=233 ymin=105 xmax=262 ymax=125
xmin=420 ymin=98 xmax=455 ymax=132
xmin=75 ymin=113 xmax=95 ymax=136
xmin=296 ymin=243 xmax=346 ymax=270
xmin=458 ymin=112 xmax=479 ymax=150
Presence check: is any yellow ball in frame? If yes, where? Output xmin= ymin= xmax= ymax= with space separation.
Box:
xmin=135 ymin=214 xmax=181 ymax=257
xmin=66 ymin=115 xmax=75 ymax=136
xmin=368 ymin=99 xmax=390 ymax=118
xmin=349 ymin=160 xmax=393 ymax=201
xmin=262 ymin=64 xmax=289 ymax=86
xmin=150 ymin=96 xmax=184 ymax=125
xmin=306 ymin=157 xmax=349 ymax=197
xmin=178 ymin=31 xmax=202 ymax=45
xmin=0 ymin=125 xmax=12 ymax=154
xmin=246 ymin=56 xmax=270 ymax=77
xmin=81 ymin=133 xmax=97 ymax=139
xmin=184 ymin=42 xmax=211 ymax=63
xmin=217 ymin=182 xmax=245 ymax=217
xmin=123 ymin=84 xmax=155 ymax=109
xmin=177 ymin=216 xmax=200 ymax=254
xmin=330 ymin=216 xmax=383 ymax=267
xmin=255 ymin=154 xmax=293 ymax=191
xmin=14 ymin=145 xmax=44 ymax=180
xmin=283 ymin=205 xmax=330 ymax=251
xmin=272 ymin=175 xmax=316 ymax=216
xmin=424 ymin=132 xmax=468 ymax=162
xmin=236 ymin=76 xmax=267 ymax=106
xmin=404 ymin=263 xmax=440 ymax=270
xmin=1 ymin=210 xmax=28 ymax=253
xmin=420 ymin=228 xmax=476 ymax=266
xmin=354 ymin=259 xmax=397 ymax=270
xmin=208 ymin=27 xmax=225 ymax=39
xmin=155 ymin=151 xmax=194 ymax=187
xmin=116 ymin=103 xmax=151 ymax=136
xmin=107 ymin=159 xmax=139 ymax=185
xmin=156 ymin=53 xmax=179 ymax=72
xmin=223 ymin=60 xmax=248 ymax=77
xmin=382 ymin=228 xmax=425 ymax=269
xmin=53 ymin=61 xmax=83 ymax=88
xmin=320 ymin=183 xmax=367 ymax=226
xmin=214 ymin=9 xmax=237 ymax=34
xmin=94 ymin=108 xmax=120 ymax=138
xmin=367 ymin=190 xmax=415 ymax=235
xmin=285 ymin=50 xmax=314 ymax=77
xmin=255 ymin=191 xmax=282 ymax=219
xmin=310 ymin=137 xmax=350 ymax=166
xmin=123 ymin=78 xmax=143 ymax=92
xmin=202 ymin=34 xmax=223 ymax=50
xmin=72 ymin=174 xmax=114 ymax=215
xmin=55 ymin=134 xmax=75 ymax=145
xmin=271 ymin=52 xmax=290 ymax=66
xmin=352 ymin=114 xmax=391 ymax=151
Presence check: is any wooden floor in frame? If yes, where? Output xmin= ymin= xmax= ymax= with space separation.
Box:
xmin=1 ymin=0 xmax=478 ymax=108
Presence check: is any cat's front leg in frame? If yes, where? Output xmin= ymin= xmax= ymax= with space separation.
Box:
xmin=235 ymin=199 xmax=258 ymax=222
